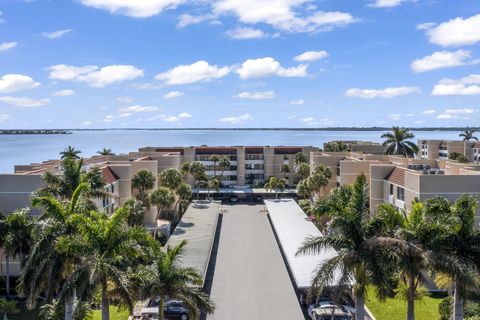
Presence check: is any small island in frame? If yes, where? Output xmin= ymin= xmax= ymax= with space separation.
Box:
xmin=0 ymin=129 xmax=72 ymax=135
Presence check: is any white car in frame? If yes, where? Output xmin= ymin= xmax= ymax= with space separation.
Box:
xmin=308 ymin=301 xmax=352 ymax=320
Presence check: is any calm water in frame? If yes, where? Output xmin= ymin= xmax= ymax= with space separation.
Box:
xmin=0 ymin=130 xmax=462 ymax=173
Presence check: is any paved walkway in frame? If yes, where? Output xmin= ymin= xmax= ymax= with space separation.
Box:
xmin=207 ymin=204 xmax=304 ymax=320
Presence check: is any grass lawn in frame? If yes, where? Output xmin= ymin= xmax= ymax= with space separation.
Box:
xmin=90 ymin=306 xmax=130 ymax=320
xmin=366 ymin=286 xmax=444 ymax=320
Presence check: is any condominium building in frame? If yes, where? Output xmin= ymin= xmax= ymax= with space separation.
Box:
xmin=311 ymin=151 xmax=480 ymax=224
xmin=0 ymin=145 xmax=317 ymax=218
xmin=418 ymin=139 xmax=480 ymax=162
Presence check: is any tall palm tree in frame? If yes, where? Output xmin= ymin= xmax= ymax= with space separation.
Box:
xmin=60 ymin=146 xmax=81 ymax=160
xmin=150 ymin=187 xmax=175 ymax=238
xmin=279 ymin=164 xmax=291 ymax=179
xmin=132 ymin=169 xmax=156 ymax=207
xmin=137 ymin=240 xmax=214 ymax=320
xmin=175 ymin=183 xmax=192 ymax=220
xmin=205 ymin=178 xmax=220 ymax=200
xmin=218 ymin=157 xmax=231 ymax=185
xmin=208 ymin=155 xmax=221 ymax=178
xmin=55 ymin=207 xmax=151 ymax=320
xmin=264 ymin=177 xmax=286 ymax=199
xmin=159 ymin=168 xmax=182 ymax=191
xmin=294 ymin=152 xmax=307 ymax=165
xmin=307 ymin=165 xmax=332 ymax=198
xmin=188 ymin=162 xmax=206 ymax=199
xmin=459 ymin=129 xmax=478 ymax=141
xmin=0 ymin=208 xmax=34 ymax=296
xmin=297 ymin=175 xmax=394 ymax=320
xmin=296 ymin=163 xmax=310 ymax=181
xmin=18 ymin=183 xmax=89 ymax=320
xmin=97 ymin=148 xmax=114 ymax=156
xmin=381 ymin=127 xmax=418 ymax=157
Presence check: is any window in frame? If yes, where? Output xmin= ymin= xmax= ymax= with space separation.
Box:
xmin=389 ymin=184 xmax=394 ymax=195
xmin=397 ymin=187 xmax=405 ymax=201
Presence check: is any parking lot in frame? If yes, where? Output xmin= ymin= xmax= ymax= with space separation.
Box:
xmin=206 ymin=204 xmax=304 ymax=320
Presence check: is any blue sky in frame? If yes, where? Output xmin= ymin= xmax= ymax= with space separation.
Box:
xmin=0 ymin=0 xmax=479 ymax=128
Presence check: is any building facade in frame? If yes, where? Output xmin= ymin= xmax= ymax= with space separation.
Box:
xmin=418 ymin=139 xmax=480 ymax=162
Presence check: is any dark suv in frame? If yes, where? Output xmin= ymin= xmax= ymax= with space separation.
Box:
xmin=140 ymin=299 xmax=189 ymax=320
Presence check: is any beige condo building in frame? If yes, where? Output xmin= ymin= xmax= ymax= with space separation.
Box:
xmin=418 ymin=139 xmax=480 ymax=162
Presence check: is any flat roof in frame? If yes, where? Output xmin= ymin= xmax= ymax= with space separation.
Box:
xmin=195 ymin=188 xmax=297 ymax=194
xmin=164 ymin=200 xmax=220 ymax=288
xmin=264 ymin=199 xmax=343 ymax=289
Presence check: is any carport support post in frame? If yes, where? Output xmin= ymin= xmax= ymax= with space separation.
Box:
xmin=355 ymin=294 xmax=365 ymax=320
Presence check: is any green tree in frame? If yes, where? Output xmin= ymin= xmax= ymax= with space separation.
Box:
xmin=381 ymin=127 xmax=418 ymax=157
xmin=296 ymin=163 xmax=310 ymax=181
xmin=294 ymin=152 xmax=307 ymax=165
xmin=1 ymin=208 xmax=34 ymax=296
xmin=208 ymin=155 xmax=221 ymax=178
xmin=205 ymin=178 xmax=220 ymax=200
xmin=459 ymin=129 xmax=478 ymax=141
xmin=19 ymin=183 xmax=90 ymax=320
xmin=264 ymin=177 xmax=287 ymax=199
xmin=159 ymin=168 xmax=183 ymax=190
xmin=218 ymin=157 xmax=231 ymax=185
xmin=55 ymin=208 xmax=151 ymax=320
xmin=0 ymin=299 xmax=16 ymax=320
xmin=175 ymin=183 xmax=192 ymax=220
xmin=137 ymin=240 xmax=214 ymax=320
xmin=325 ymin=142 xmax=349 ymax=152
xmin=188 ymin=162 xmax=206 ymax=199
xmin=60 ymin=146 xmax=81 ymax=160
xmin=97 ymin=148 xmax=114 ymax=156
xmin=279 ymin=164 xmax=291 ymax=179
xmin=150 ymin=187 xmax=175 ymax=238
xmin=297 ymin=175 xmax=394 ymax=320
xmin=131 ymin=169 xmax=155 ymax=207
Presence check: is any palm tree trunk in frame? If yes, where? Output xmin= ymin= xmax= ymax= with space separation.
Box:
xmin=101 ymin=276 xmax=110 ymax=320
xmin=65 ymin=293 xmax=74 ymax=320
xmin=406 ymin=276 xmax=415 ymax=320
xmin=355 ymin=294 xmax=365 ymax=320
xmin=453 ymin=281 xmax=464 ymax=320
xmin=158 ymin=296 xmax=165 ymax=320
xmin=153 ymin=208 xmax=162 ymax=239
xmin=5 ymin=255 xmax=9 ymax=296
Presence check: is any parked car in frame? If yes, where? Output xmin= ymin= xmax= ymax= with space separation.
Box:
xmin=308 ymin=300 xmax=352 ymax=320
xmin=140 ymin=299 xmax=189 ymax=320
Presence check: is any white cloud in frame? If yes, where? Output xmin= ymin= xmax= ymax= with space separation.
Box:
xmin=155 ymin=61 xmax=230 ymax=85
xmin=116 ymin=96 xmax=134 ymax=102
xmin=118 ymin=105 xmax=159 ymax=113
xmin=432 ymin=74 xmax=480 ymax=96
xmin=0 ymin=42 xmax=17 ymax=52
xmin=345 ymin=86 xmax=420 ymax=99
xmin=290 ymin=99 xmax=305 ymax=105
xmin=212 ymin=1 xmax=357 ymax=33
xmin=294 ymin=50 xmax=328 ymax=62
xmin=368 ymin=0 xmax=405 ymax=8
xmin=225 ymin=27 xmax=265 ymax=40
xmin=0 ymin=96 xmax=50 ymax=107
xmin=0 ymin=114 xmax=10 ymax=122
xmin=219 ymin=113 xmax=253 ymax=124
xmin=82 ymin=121 xmax=93 ymax=126
xmin=177 ymin=14 xmax=215 ymax=28
xmin=416 ymin=22 xmax=435 ymax=30
xmin=53 ymin=89 xmax=75 ymax=96
xmin=103 ymin=112 xmax=132 ymax=122
xmin=79 ymin=0 xmax=185 ymax=18
xmin=389 ymin=113 xmax=402 ymax=120
xmin=436 ymin=108 xmax=475 ymax=120
xmin=163 ymin=91 xmax=184 ymax=99
xmin=48 ymin=64 xmax=143 ymax=87
xmin=421 ymin=109 xmax=436 ymax=114
xmin=0 ymin=74 xmax=40 ymax=93
xmin=42 ymin=29 xmax=72 ymax=39
xmin=234 ymin=91 xmax=275 ymax=99
xmin=300 ymin=117 xmax=330 ymax=125
xmin=161 ymin=112 xmax=192 ymax=122
xmin=426 ymin=14 xmax=480 ymax=47
xmin=236 ymin=57 xmax=307 ymax=79
xmin=411 ymin=50 xmax=479 ymax=73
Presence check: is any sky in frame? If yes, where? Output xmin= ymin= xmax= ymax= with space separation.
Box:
xmin=0 ymin=0 xmax=479 ymax=129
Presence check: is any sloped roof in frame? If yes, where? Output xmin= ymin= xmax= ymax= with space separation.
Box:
xmin=385 ymin=167 xmax=406 ymax=186
xmin=101 ymin=166 xmax=120 ymax=184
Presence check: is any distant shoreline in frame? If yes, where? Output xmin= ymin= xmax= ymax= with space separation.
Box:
xmin=0 ymin=127 xmax=478 ymax=134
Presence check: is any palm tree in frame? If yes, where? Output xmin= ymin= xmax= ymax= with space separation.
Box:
xmin=279 ymin=164 xmax=291 ymax=179
xmin=297 ymin=175 xmax=394 ymax=320
xmin=0 ymin=299 xmax=16 ymax=320
xmin=60 ymin=146 xmax=81 ymax=159
xmin=132 ymin=169 xmax=156 ymax=207
xmin=294 ymin=152 xmax=307 ymax=165
xmin=0 ymin=208 xmax=34 ymax=297
xmin=159 ymin=168 xmax=183 ymax=191
xmin=18 ymin=183 xmax=89 ymax=320
xmin=180 ymin=162 xmax=191 ymax=180
xmin=137 ymin=240 xmax=214 ymax=320
xmin=459 ymin=129 xmax=478 ymax=141
xmin=188 ymin=162 xmax=206 ymax=199
xmin=175 ymin=183 xmax=192 ymax=221
xmin=55 ymin=207 xmax=151 ymax=320
xmin=97 ymin=148 xmax=114 ymax=156
xmin=205 ymin=178 xmax=220 ymax=200
xmin=307 ymin=165 xmax=332 ymax=198
xmin=208 ymin=155 xmax=221 ymax=178
xmin=264 ymin=177 xmax=286 ymax=199
xmin=381 ymin=127 xmax=418 ymax=157
xmin=218 ymin=157 xmax=231 ymax=185
xmin=296 ymin=163 xmax=310 ymax=181
xmin=150 ymin=187 xmax=175 ymax=238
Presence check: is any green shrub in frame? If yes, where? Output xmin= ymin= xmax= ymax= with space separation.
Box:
xmin=439 ymin=296 xmax=452 ymax=320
